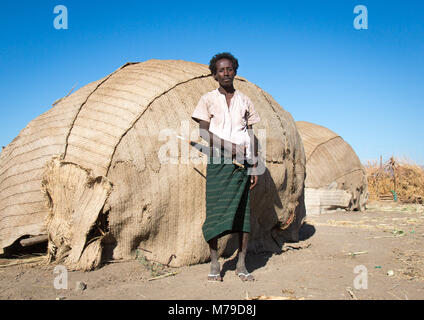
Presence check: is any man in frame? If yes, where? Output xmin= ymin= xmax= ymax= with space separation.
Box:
xmin=191 ymin=52 xmax=260 ymax=282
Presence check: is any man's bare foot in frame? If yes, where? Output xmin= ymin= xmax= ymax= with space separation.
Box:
xmin=236 ymin=264 xmax=255 ymax=282
xmin=208 ymin=261 xmax=223 ymax=282
xmin=236 ymin=272 xmax=254 ymax=281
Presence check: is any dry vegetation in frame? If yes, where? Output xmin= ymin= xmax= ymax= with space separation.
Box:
xmin=365 ymin=157 xmax=424 ymax=204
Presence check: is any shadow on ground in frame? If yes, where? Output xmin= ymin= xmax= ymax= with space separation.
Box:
xmin=299 ymin=222 xmax=316 ymax=241
xmin=219 ymin=222 xmax=316 ymax=279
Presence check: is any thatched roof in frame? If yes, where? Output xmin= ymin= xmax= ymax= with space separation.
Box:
xmin=0 ymin=60 xmax=306 ymax=269
xmin=296 ymin=121 xmax=367 ymax=210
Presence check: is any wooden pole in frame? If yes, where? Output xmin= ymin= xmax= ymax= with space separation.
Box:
xmin=20 ymin=235 xmax=48 ymax=247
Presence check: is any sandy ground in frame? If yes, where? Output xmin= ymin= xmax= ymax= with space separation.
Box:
xmin=1 ymin=201 xmax=423 ymax=300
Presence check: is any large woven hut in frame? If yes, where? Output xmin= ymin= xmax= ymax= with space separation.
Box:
xmin=296 ymin=121 xmax=368 ymax=213
xmin=0 ymin=60 xmax=306 ymax=270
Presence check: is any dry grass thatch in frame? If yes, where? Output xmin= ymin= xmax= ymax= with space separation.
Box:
xmin=365 ymin=157 xmax=424 ymax=204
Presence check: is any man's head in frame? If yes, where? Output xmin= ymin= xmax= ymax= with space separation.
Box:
xmin=209 ymin=52 xmax=239 ymax=87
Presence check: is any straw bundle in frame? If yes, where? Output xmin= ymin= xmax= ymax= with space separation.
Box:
xmin=365 ymin=157 xmax=424 ymax=204
xmin=296 ymin=121 xmax=368 ymax=211
xmin=0 ymin=60 xmax=306 ymax=269
xmin=41 ymin=156 xmax=112 ymax=270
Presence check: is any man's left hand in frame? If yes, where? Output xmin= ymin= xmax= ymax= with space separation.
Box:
xmin=250 ymin=175 xmax=258 ymax=190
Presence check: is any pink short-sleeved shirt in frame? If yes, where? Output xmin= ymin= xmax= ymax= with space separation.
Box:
xmin=191 ymin=88 xmax=260 ymax=160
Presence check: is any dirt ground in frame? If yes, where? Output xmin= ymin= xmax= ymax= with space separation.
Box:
xmin=1 ymin=201 xmax=423 ymax=300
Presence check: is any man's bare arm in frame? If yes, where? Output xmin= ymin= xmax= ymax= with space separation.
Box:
xmin=247 ymin=124 xmax=259 ymax=189
xmin=247 ymin=125 xmax=258 ymax=167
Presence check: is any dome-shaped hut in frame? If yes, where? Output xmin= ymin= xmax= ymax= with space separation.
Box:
xmin=296 ymin=121 xmax=368 ymax=214
xmin=0 ymin=60 xmax=306 ymax=270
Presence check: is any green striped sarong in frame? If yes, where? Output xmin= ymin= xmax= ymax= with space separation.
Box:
xmin=202 ymin=153 xmax=252 ymax=243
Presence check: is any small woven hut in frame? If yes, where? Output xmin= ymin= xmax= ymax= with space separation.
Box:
xmin=295 ymin=121 xmax=367 ymax=214
xmin=0 ymin=60 xmax=306 ymax=270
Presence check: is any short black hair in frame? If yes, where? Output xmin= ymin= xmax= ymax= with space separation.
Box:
xmin=209 ymin=52 xmax=239 ymax=75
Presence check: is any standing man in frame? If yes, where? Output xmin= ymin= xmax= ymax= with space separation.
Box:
xmin=191 ymin=52 xmax=260 ymax=282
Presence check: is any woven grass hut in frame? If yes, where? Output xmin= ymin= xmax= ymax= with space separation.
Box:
xmin=296 ymin=121 xmax=367 ymax=213
xmin=0 ymin=60 xmax=306 ymax=270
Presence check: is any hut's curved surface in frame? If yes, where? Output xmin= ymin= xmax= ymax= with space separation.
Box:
xmin=296 ymin=121 xmax=368 ymax=211
xmin=0 ymin=60 xmax=306 ymax=268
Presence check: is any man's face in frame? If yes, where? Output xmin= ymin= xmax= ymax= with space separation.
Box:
xmin=214 ymin=58 xmax=235 ymax=87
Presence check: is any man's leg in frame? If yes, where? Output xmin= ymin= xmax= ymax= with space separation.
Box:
xmin=236 ymin=232 xmax=255 ymax=281
xmin=208 ymin=236 xmax=222 ymax=281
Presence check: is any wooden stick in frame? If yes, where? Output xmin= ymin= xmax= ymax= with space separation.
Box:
xmin=177 ymin=135 xmax=245 ymax=169
xmin=165 ymin=254 xmax=176 ymax=267
xmin=346 ymin=288 xmax=358 ymax=300
xmin=20 ymin=235 xmax=48 ymax=247
xmin=365 ymin=235 xmax=405 ymax=240
xmin=148 ymin=272 xmax=179 ymax=281
xmin=346 ymin=251 xmax=368 ymax=257
xmin=0 ymin=256 xmax=45 ymax=268
xmin=388 ymin=284 xmax=400 ymax=291
xmin=193 ymin=167 xmax=206 ymax=179
xmin=387 ymin=291 xmax=402 ymax=300
xmin=52 ymin=83 xmax=78 ymax=106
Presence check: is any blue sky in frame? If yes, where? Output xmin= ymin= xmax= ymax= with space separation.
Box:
xmin=1 ymin=0 xmax=423 ymax=164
